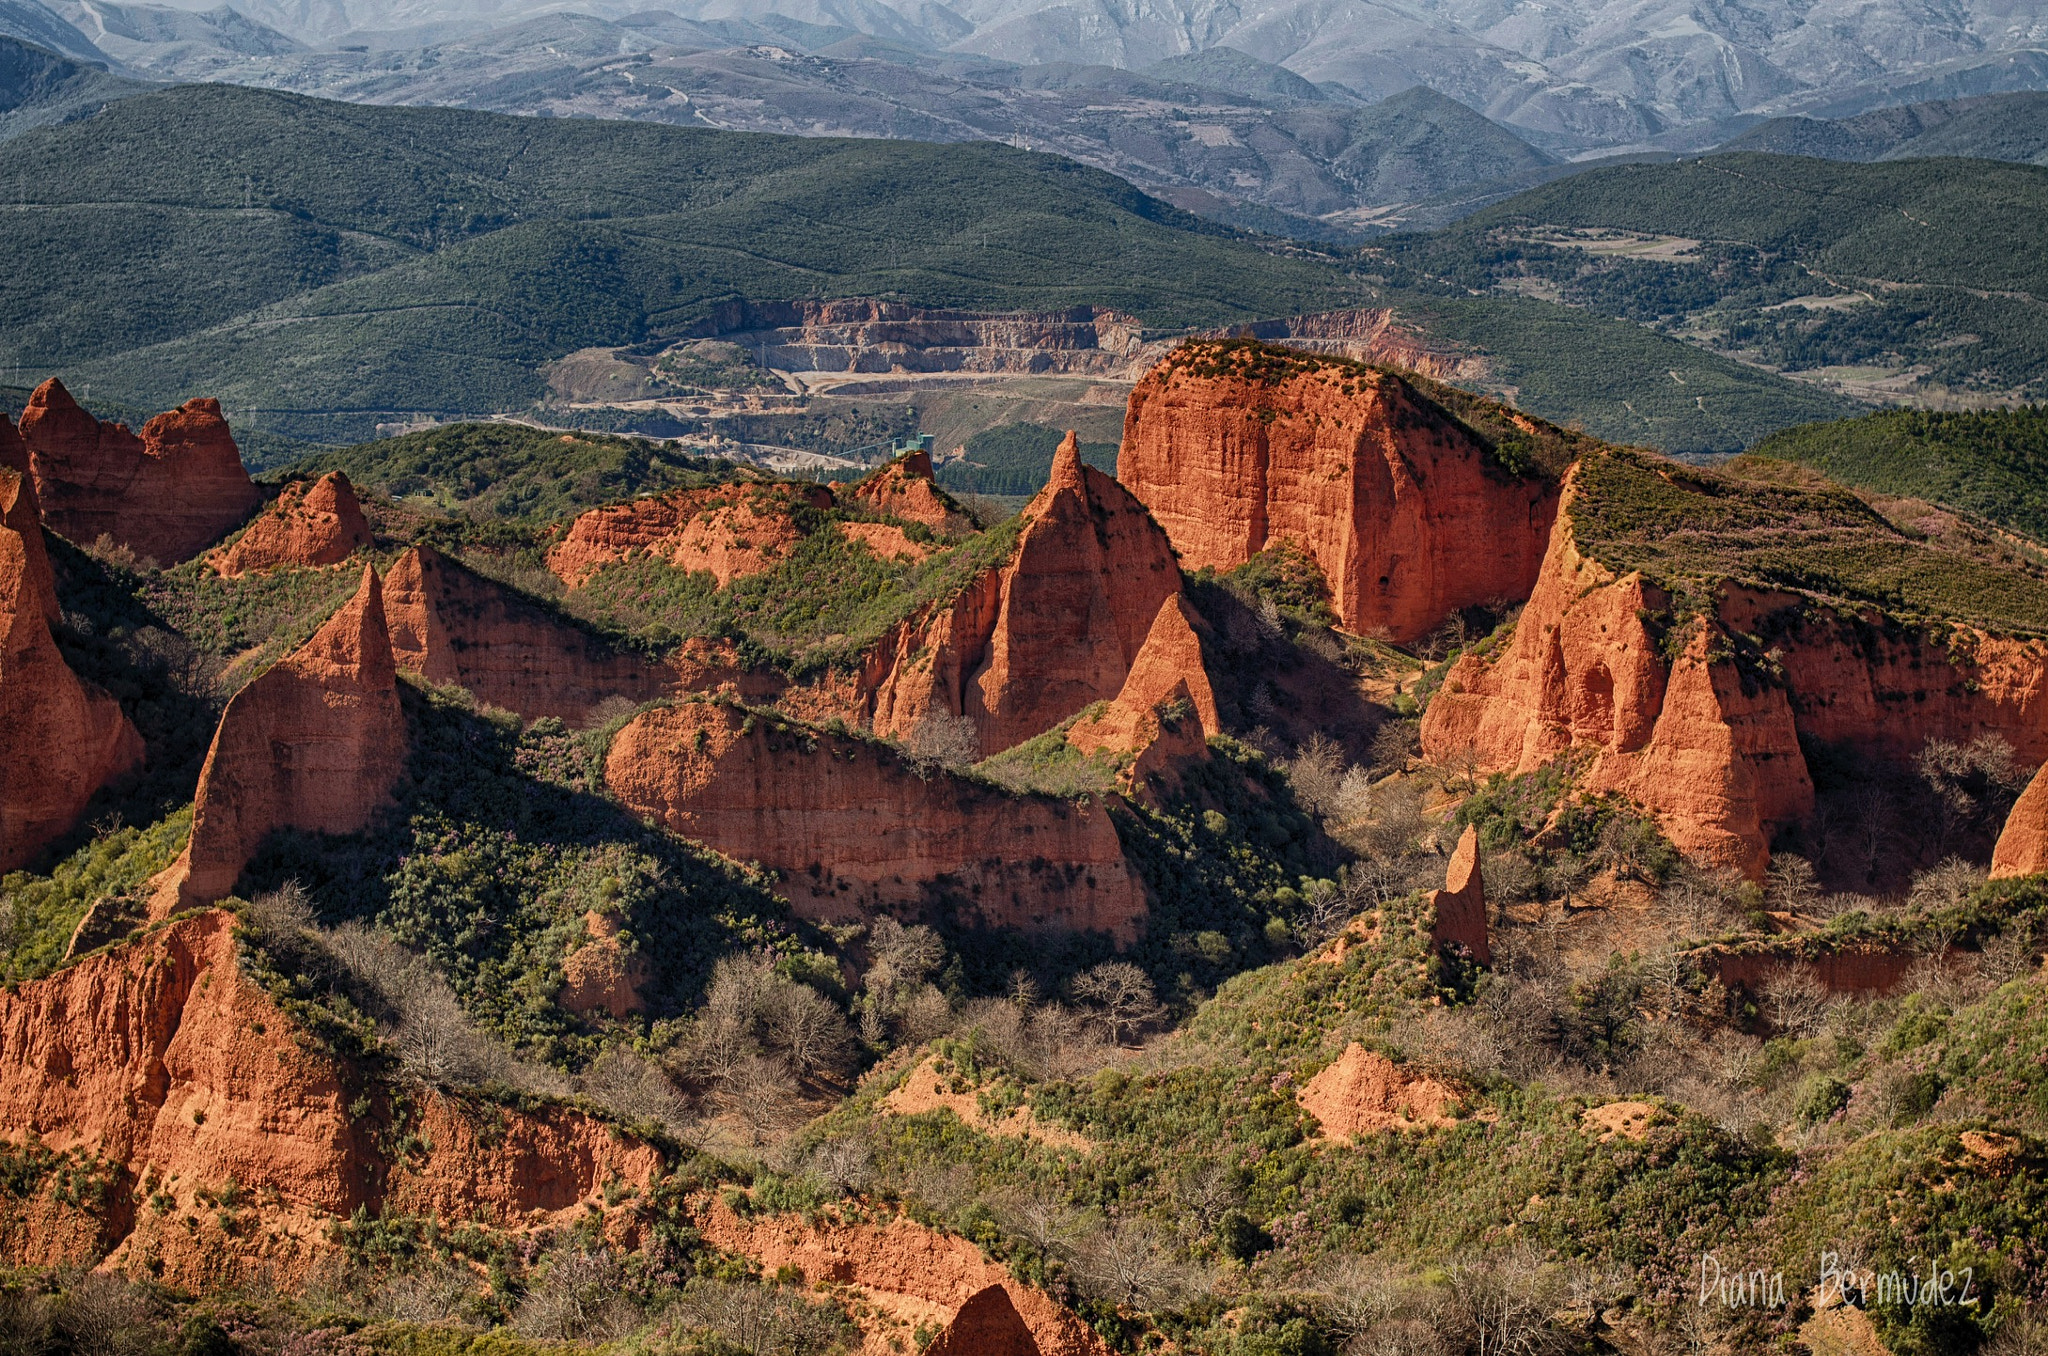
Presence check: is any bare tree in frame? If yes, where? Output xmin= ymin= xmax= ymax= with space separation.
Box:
xmin=994 ymin=1181 xmax=1088 ymax=1259
xmin=1760 ymin=964 xmax=1829 ymax=1036
xmin=1908 ymin=857 xmax=1986 ymax=914
xmin=666 ymin=1280 xmax=853 ymax=1356
xmin=1072 ymin=1217 xmax=1192 ymax=1308
xmin=1443 ymin=1245 xmax=1566 ymax=1356
xmin=761 ymin=980 xmax=855 ymax=1082
xmin=1765 ymin=853 xmax=1821 ymax=916
xmin=1071 ymin=962 xmax=1164 ymax=1045
xmin=514 ymin=1249 xmax=639 ymax=1343
xmin=908 ymin=711 xmax=981 ymax=769
xmin=1285 ymin=733 xmax=1348 ymax=817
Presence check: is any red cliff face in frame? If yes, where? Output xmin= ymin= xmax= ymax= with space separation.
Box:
xmin=0 ymin=468 xmax=144 ymax=870
xmin=852 ymin=434 xmax=1182 ymax=756
xmin=1118 ymin=347 xmax=1557 ymax=643
xmin=383 ymin=545 xmax=676 ymax=724
xmin=156 ymin=566 xmax=405 ymax=912
xmin=849 ymin=451 xmax=974 ymax=537
xmin=0 ymin=910 xmax=660 ymax=1287
xmin=16 ymin=380 xmax=262 ymax=562
xmin=209 ymin=472 xmax=372 ymax=576
xmin=1068 ymin=591 xmax=1218 ymax=794
xmin=605 ymin=700 xmax=1145 ymax=938
xmin=1992 ymin=762 xmax=2048 ymax=879
xmin=546 ymin=481 xmax=833 ymax=587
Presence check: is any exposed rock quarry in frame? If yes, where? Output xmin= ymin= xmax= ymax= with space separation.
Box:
xmin=605 ymin=700 xmax=1145 ymax=938
xmin=15 ymin=379 xmax=261 ymax=562
xmin=0 ymin=467 xmax=144 ymax=870
xmin=1119 ymin=345 xmax=1557 ymax=643
xmin=857 ymin=433 xmax=1182 ymax=755
xmin=384 ymin=545 xmax=676 ymax=723
xmin=1429 ymin=824 xmax=1490 ymax=965
xmin=1068 ymin=591 xmax=1218 ymax=792
xmin=156 ymin=565 xmax=405 ymax=912
xmin=694 ymin=1196 xmax=1113 ymax=1356
xmin=547 ymin=481 xmax=832 ymax=587
xmin=1992 ymin=762 xmax=2048 ymax=879
xmin=0 ymin=910 xmax=660 ymax=1286
xmin=1212 ymin=309 xmax=1482 ymax=385
xmin=848 ymin=450 xmax=974 ymax=537
xmin=208 ymin=471 xmax=371 ymax=575
xmin=689 ymin=299 xmax=1155 ymax=379
xmin=1297 ymin=1043 xmax=1460 ymax=1139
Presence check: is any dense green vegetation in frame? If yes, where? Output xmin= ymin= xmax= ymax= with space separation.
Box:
xmin=1372 ymin=153 xmax=2048 ymax=401
xmin=1750 ymin=404 xmax=2048 ymax=542
xmin=934 ymin=422 xmax=1118 ymax=496
xmin=0 ymin=84 xmax=1359 ymax=435
xmin=1568 ymin=447 xmax=2048 ymax=633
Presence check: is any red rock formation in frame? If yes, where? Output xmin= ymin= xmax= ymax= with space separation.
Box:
xmin=844 ymin=433 xmax=1181 ymax=757
xmin=1429 ymin=824 xmax=1490 ymax=965
xmin=605 ymin=701 xmax=1145 ymax=938
xmin=383 ymin=545 xmax=676 ymax=724
xmin=1699 ymin=945 xmax=1917 ymax=997
xmin=208 ymin=472 xmax=371 ymax=576
xmin=16 ymin=380 xmax=262 ymax=562
xmin=1118 ymin=346 xmax=1557 ymax=643
xmin=841 ymin=519 xmax=940 ymax=562
xmin=0 ymin=468 xmax=144 ymax=870
xmin=1992 ymin=762 xmax=2048 ymax=879
xmin=1068 ymin=592 xmax=1218 ymax=793
xmin=849 ymin=451 xmax=974 ymax=537
xmin=1297 ymin=1043 xmax=1459 ymax=1139
xmin=558 ymin=910 xmax=647 ymax=1019
xmin=0 ymin=910 xmax=660 ymax=1285
xmin=155 ymin=565 xmax=405 ymax=912
xmin=694 ymin=1196 xmax=1112 ymax=1356
xmin=547 ymin=481 xmax=832 ymax=587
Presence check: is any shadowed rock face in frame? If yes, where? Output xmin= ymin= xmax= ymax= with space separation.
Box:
xmin=857 ymin=433 xmax=1182 ymax=757
xmin=16 ymin=379 xmax=261 ymax=563
xmin=1119 ymin=351 xmax=1557 ymax=643
xmin=209 ymin=472 xmax=372 ymax=575
xmin=604 ymin=700 xmax=1145 ymax=939
xmin=927 ymin=1286 xmax=1045 ymax=1356
xmin=0 ymin=465 xmax=143 ymax=870
xmin=0 ymin=910 xmax=662 ymax=1288
xmin=157 ymin=565 xmax=405 ymax=912
xmin=1068 ymin=591 xmax=1218 ymax=796
xmin=383 ymin=545 xmax=676 ymax=724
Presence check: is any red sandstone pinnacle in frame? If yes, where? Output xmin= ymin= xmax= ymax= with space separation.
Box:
xmin=0 ymin=468 xmax=144 ymax=870
xmin=209 ymin=472 xmax=372 ymax=576
xmin=0 ymin=909 xmax=662 ymax=1287
xmin=1118 ymin=352 xmax=1558 ymax=643
xmin=605 ymin=700 xmax=1145 ymax=938
xmin=1068 ymin=592 xmax=1218 ymax=792
xmin=160 ymin=565 xmax=405 ymax=912
xmin=849 ymin=450 xmax=974 ymax=537
xmin=1429 ymin=824 xmax=1489 ymax=965
xmin=17 ymin=379 xmax=262 ymax=562
xmin=1992 ymin=762 xmax=2048 ymax=879
xmin=383 ymin=545 xmax=676 ymax=723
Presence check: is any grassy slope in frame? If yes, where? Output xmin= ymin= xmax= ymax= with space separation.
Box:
xmin=0 ymin=85 xmax=1358 ymax=430
xmin=1749 ymin=405 xmax=2048 ymax=544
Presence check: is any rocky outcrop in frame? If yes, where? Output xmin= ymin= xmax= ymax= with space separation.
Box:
xmin=605 ymin=701 xmax=1144 ymax=938
xmin=859 ymin=433 xmax=1182 ymax=756
xmin=155 ymin=566 xmax=405 ymax=912
xmin=546 ymin=481 xmax=832 ymax=587
xmin=689 ymin=299 xmax=1156 ymax=379
xmin=1118 ymin=344 xmax=1557 ymax=643
xmin=16 ymin=379 xmax=261 ymax=562
xmin=1429 ymin=824 xmax=1489 ymax=965
xmin=208 ymin=472 xmax=372 ymax=576
xmin=558 ymin=910 xmax=647 ymax=1019
xmin=1297 ymin=1043 xmax=1460 ymax=1139
xmin=1068 ymin=591 xmax=1217 ymax=793
xmin=0 ymin=910 xmax=660 ymax=1286
xmin=0 ymin=467 xmax=144 ymax=870
xmin=1209 ymin=309 xmax=1482 ymax=385
xmin=848 ymin=450 xmax=974 ymax=537
xmin=1992 ymin=763 xmax=2048 ymax=878
xmin=694 ymin=1196 xmax=1113 ymax=1356
xmin=384 ymin=545 xmax=676 ymax=724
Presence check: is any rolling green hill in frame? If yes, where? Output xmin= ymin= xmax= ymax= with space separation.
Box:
xmin=0 ymin=83 xmax=1360 ymax=436
xmin=1721 ymin=91 xmax=2048 ymax=166
xmin=1371 ymin=153 xmax=2048 ymax=402
xmin=1749 ymin=404 xmax=2048 ymax=543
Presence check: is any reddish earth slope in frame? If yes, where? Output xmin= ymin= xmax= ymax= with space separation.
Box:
xmin=0 ymin=911 xmax=660 ymax=1287
xmin=152 ymin=565 xmax=405 ymax=912
xmin=848 ymin=450 xmax=974 ymax=537
xmin=546 ymin=481 xmax=832 ymax=587
xmin=1118 ymin=343 xmax=1557 ymax=643
xmin=209 ymin=472 xmax=372 ymax=576
xmin=605 ymin=700 xmax=1144 ymax=937
xmin=383 ymin=545 xmax=676 ymax=723
xmin=15 ymin=380 xmax=261 ymax=562
xmin=0 ymin=467 xmax=144 ymax=870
